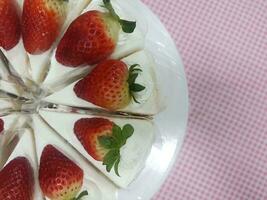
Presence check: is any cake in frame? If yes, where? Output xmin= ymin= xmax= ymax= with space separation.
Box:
xmin=0 ymin=0 xmax=161 ymax=199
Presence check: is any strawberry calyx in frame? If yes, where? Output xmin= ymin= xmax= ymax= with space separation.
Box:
xmin=98 ymin=123 xmax=134 ymax=176
xmin=128 ymin=64 xmax=146 ymax=103
xmin=71 ymin=190 xmax=89 ymax=200
xmin=103 ymin=0 xmax=136 ymax=33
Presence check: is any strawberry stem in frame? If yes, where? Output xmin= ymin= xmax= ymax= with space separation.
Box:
xmin=72 ymin=190 xmax=88 ymax=200
xmin=127 ymin=64 xmax=146 ymax=103
xmin=99 ymin=123 xmax=134 ymax=176
xmin=103 ymin=0 xmax=136 ymax=33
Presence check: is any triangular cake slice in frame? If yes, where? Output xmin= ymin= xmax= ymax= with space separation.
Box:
xmin=3 ymin=128 xmax=44 ymax=200
xmin=16 ymin=0 xmax=92 ymax=84
xmin=42 ymin=0 xmax=145 ymax=91
xmin=44 ymin=51 xmax=159 ymax=115
xmin=39 ymin=110 xmax=154 ymax=188
xmin=32 ymin=114 xmax=117 ymax=200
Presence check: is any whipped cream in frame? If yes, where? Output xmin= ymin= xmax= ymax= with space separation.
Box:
xmin=39 ymin=110 xmax=154 ymax=188
xmin=32 ymin=114 xmax=117 ymax=200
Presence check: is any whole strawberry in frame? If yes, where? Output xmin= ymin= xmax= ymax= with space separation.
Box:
xmin=0 ymin=0 xmax=21 ymax=50
xmin=39 ymin=144 xmax=88 ymax=200
xmin=56 ymin=0 xmax=136 ymax=67
xmin=0 ymin=118 xmax=4 ymax=133
xmin=22 ymin=0 xmax=68 ymax=54
xmin=74 ymin=60 xmax=145 ymax=110
xmin=74 ymin=118 xmax=134 ymax=176
xmin=0 ymin=157 xmax=34 ymax=200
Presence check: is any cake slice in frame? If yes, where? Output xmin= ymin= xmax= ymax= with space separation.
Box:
xmin=2 ymin=129 xmax=44 ymax=200
xmin=39 ymin=110 xmax=154 ymax=188
xmin=32 ymin=114 xmax=117 ymax=199
xmin=44 ymin=51 xmax=159 ymax=115
xmin=18 ymin=0 xmax=91 ymax=84
xmin=42 ymin=0 xmax=145 ymax=91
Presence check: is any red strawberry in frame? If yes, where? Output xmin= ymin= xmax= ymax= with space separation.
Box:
xmin=74 ymin=118 xmax=113 ymax=161
xmin=0 ymin=118 xmax=4 ymax=133
xmin=0 ymin=157 xmax=34 ymax=200
xmin=39 ymin=144 xmax=87 ymax=200
xmin=56 ymin=0 xmax=136 ymax=67
xmin=74 ymin=59 xmax=145 ymax=110
xmin=74 ymin=117 xmax=134 ymax=176
xmin=22 ymin=0 xmax=68 ymax=54
xmin=0 ymin=0 xmax=21 ymax=50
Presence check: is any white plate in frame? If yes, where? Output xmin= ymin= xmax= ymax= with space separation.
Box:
xmin=117 ymin=0 xmax=188 ymax=199
xmin=0 ymin=0 xmax=188 ymax=199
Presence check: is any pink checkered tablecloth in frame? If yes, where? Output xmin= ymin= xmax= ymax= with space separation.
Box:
xmin=141 ymin=0 xmax=267 ymax=200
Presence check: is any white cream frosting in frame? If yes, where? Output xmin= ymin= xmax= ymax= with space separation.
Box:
xmin=4 ymin=129 xmax=44 ymax=200
xmin=32 ymin=114 xmax=117 ymax=200
xmin=42 ymin=0 xmax=145 ymax=91
xmin=44 ymin=51 xmax=159 ymax=115
xmin=39 ymin=110 xmax=154 ymax=188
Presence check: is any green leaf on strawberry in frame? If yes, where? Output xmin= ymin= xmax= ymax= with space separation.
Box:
xmin=130 ymin=83 xmax=146 ymax=92
xmin=71 ymin=190 xmax=89 ymax=200
xmin=112 ymin=124 xmax=124 ymax=145
xmin=103 ymin=0 xmax=136 ymax=33
xmin=103 ymin=149 xmax=120 ymax=175
xmin=99 ymin=123 xmax=134 ymax=176
xmin=119 ymin=19 xmax=137 ymax=33
xmin=98 ymin=136 xmax=118 ymax=149
xmin=122 ymin=124 xmax=134 ymax=139
xmin=128 ymin=64 xmax=146 ymax=103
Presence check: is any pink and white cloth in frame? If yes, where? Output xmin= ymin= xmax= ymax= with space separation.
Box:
xmin=142 ymin=0 xmax=267 ymax=199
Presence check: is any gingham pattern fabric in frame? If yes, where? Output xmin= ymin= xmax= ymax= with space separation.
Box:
xmin=141 ymin=0 xmax=267 ymax=199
